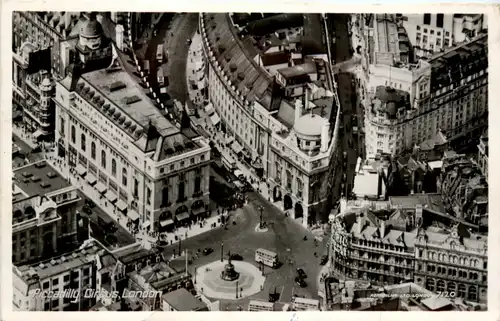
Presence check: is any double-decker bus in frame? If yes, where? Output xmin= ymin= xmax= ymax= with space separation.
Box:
xmin=156 ymin=44 xmax=164 ymax=64
xmin=255 ymin=248 xmax=278 ymax=268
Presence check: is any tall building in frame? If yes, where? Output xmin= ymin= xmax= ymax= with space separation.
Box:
xmin=12 ymin=160 xmax=85 ymax=265
xmin=328 ymin=195 xmax=487 ymax=303
xmin=200 ymin=13 xmax=342 ymax=225
xmin=54 ymin=14 xmax=211 ymax=232
xmin=363 ymin=32 xmax=487 ymax=158
xmin=402 ymin=14 xmax=486 ymax=59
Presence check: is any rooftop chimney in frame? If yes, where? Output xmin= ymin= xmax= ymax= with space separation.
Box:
xmin=64 ymin=12 xmax=71 ymax=30
xmin=295 ymin=99 xmax=303 ymax=124
xmin=380 ymin=219 xmax=386 ymax=238
xmin=304 ymin=85 xmax=311 ymax=110
xmin=320 ymin=122 xmax=330 ymax=152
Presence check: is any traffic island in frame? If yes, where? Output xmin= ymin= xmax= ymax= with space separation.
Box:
xmin=194 ymin=260 xmax=266 ymax=300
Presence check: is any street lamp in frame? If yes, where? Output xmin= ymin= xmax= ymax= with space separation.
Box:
xmin=221 ymin=242 xmax=224 ymax=262
xmin=258 ymin=205 xmax=264 ymax=229
xmin=194 ymin=264 xmax=197 ymax=284
xmin=236 ymin=280 xmax=239 ymax=299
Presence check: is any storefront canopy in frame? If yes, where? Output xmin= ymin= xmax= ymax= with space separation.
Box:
xmin=231 ymin=141 xmax=244 ymax=154
xmin=33 ymin=129 xmax=44 ymax=139
xmin=142 ymin=220 xmax=150 ymax=228
xmin=160 ymin=219 xmax=174 ymax=227
xmin=95 ymin=182 xmax=107 ymax=194
xmin=176 ymin=212 xmax=190 ymax=221
xmin=191 ymin=207 xmax=206 ymax=216
xmin=116 ymin=199 xmax=127 ymax=212
xmin=105 ymin=191 xmax=117 ymax=203
xmin=76 ymin=164 xmax=87 ymax=176
xmin=85 ymin=173 xmax=97 ymax=185
xmin=210 ymin=113 xmax=220 ymax=126
xmin=225 ymin=136 xmax=234 ymax=145
xmin=128 ymin=209 xmax=140 ymax=221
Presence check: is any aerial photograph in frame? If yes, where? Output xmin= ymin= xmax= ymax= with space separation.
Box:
xmin=11 ymin=11 xmax=488 ymax=311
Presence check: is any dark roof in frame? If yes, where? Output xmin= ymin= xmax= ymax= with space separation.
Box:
xmin=261 ymin=51 xmax=290 ymax=67
xmin=244 ymin=13 xmax=304 ymax=36
xmin=13 ymin=161 xmax=71 ymax=198
xmin=162 ymin=288 xmax=206 ymax=311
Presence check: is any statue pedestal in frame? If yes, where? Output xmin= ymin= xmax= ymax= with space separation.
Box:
xmin=220 ymin=261 xmax=240 ymax=281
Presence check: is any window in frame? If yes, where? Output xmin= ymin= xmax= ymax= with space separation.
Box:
xmin=423 ymin=13 xmax=431 ymax=25
xmin=81 ymin=133 xmax=86 ymax=151
xmin=91 ymin=142 xmax=96 ymax=160
xmin=71 ymin=125 xmax=76 ymax=144
xmin=436 ymin=14 xmax=444 ymax=28
xmin=134 ymin=178 xmax=139 ymax=197
xmin=146 ymin=187 xmax=151 ymax=205
xmin=161 ymin=187 xmax=169 ymax=206
xmin=59 ymin=117 xmax=65 ymax=134
xmin=444 ymin=38 xmax=450 ymax=47
xmin=423 ymin=35 xmax=428 ymax=43
xmin=52 ymin=278 xmax=59 ymax=287
xmin=122 ymin=168 xmax=127 ymax=186
xmin=416 ymin=25 xmax=420 ymax=31
xmin=43 ymin=281 xmax=49 ymax=289
xmin=445 ymin=31 xmax=450 ymax=36
xmin=436 ymin=38 xmax=441 ymax=46
xmin=52 ymin=298 xmax=59 ymax=308
xmin=101 ymin=151 xmax=106 ymax=168
xmin=111 ymin=159 xmax=117 ymax=177
xmin=178 ymin=182 xmax=185 ymax=201
xmin=44 ymin=301 xmax=50 ymax=311
xmin=194 ymin=176 xmax=201 ymax=193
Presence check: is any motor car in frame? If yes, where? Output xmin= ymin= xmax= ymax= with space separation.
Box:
xmin=203 ymin=248 xmax=214 ymax=255
xmin=230 ymin=253 xmax=243 ymax=261
xmin=296 ymin=268 xmax=307 ymax=279
xmin=295 ymin=277 xmax=307 ymax=288
xmin=320 ymin=255 xmax=328 ymax=265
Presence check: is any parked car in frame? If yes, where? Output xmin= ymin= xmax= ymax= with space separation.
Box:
xmin=295 ymin=277 xmax=307 ymax=288
xmin=320 ymin=255 xmax=328 ymax=265
xmin=296 ymin=268 xmax=307 ymax=279
xmin=203 ymin=248 xmax=214 ymax=255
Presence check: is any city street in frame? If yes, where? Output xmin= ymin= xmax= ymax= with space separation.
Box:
xmin=162 ymin=190 xmax=326 ymax=310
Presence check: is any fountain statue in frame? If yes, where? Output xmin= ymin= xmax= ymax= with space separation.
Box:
xmin=220 ymin=251 xmax=240 ymax=281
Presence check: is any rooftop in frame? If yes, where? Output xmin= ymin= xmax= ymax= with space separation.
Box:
xmin=111 ymin=243 xmax=155 ymax=265
xmin=293 ymin=113 xmax=329 ymax=137
xmin=372 ymin=86 xmax=410 ymax=118
xmin=260 ymin=51 xmax=290 ymax=67
xmin=15 ymin=240 xmax=102 ymax=282
xmin=13 ymin=161 xmax=71 ymax=199
xmin=278 ymin=62 xmax=317 ymax=79
xmin=161 ymin=288 xmax=207 ymax=311
xmin=243 ymin=13 xmax=304 ymax=37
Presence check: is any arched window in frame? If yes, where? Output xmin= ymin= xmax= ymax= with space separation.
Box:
xmin=447 ymin=282 xmax=456 ymax=293
xmin=71 ymin=125 xmax=76 ymax=144
xmin=111 ymin=159 xmax=117 ymax=177
xmin=458 ymin=284 xmax=466 ymax=298
xmin=81 ymin=133 xmax=86 ymax=151
xmin=122 ymin=168 xmax=127 ymax=186
xmin=468 ymin=286 xmax=477 ymax=301
xmin=101 ymin=151 xmax=106 ymax=169
xmin=91 ymin=142 xmax=96 ymax=160
xmin=436 ymin=280 xmax=445 ymax=292
xmin=426 ymin=278 xmax=436 ymax=291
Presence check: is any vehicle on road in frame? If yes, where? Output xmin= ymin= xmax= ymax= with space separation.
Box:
xmin=255 ymin=248 xmax=278 ymax=268
xmin=230 ymin=253 xmax=243 ymax=261
xmin=156 ymin=44 xmax=164 ymax=64
xmin=320 ymin=255 xmax=328 ymax=265
xmin=221 ymin=151 xmax=237 ymax=171
xmin=296 ymin=268 xmax=307 ymax=278
xmin=157 ymin=67 xmax=165 ymax=86
xmin=295 ymin=276 xmax=307 ymax=288
xmin=143 ymin=60 xmax=150 ymax=75
xmin=203 ymin=248 xmax=214 ymax=255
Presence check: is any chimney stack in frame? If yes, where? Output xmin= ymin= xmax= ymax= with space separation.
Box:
xmin=64 ymin=12 xmax=71 ymax=30
xmin=304 ymin=85 xmax=310 ymax=110
xmin=320 ymin=122 xmax=331 ymax=152
xmin=294 ymin=99 xmax=303 ymax=124
xmin=116 ymin=24 xmax=125 ymax=51
xmin=380 ymin=219 xmax=386 ymax=238
xmin=356 ymin=213 xmax=364 ymax=235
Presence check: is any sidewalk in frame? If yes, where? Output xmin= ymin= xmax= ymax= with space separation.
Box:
xmin=186 ymin=32 xmax=207 ymax=109
xmin=12 ymin=125 xmax=39 ymax=149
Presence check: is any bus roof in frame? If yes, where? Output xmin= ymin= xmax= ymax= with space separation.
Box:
xmin=143 ymin=60 xmax=150 ymax=68
xmin=256 ymin=248 xmax=277 ymax=256
xmin=249 ymin=300 xmax=274 ymax=307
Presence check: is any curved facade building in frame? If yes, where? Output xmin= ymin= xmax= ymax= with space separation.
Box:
xmin=200 ymin=13 xmax=343 ymax=225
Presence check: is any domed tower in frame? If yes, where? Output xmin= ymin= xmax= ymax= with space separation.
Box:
xmin=38 ymin=73 xmax=55 ymax=137
xmin=78 ymin=12 xmax=103 ymax=50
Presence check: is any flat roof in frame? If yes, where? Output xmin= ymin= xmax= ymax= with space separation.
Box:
xmin=13 ymin=161 xmax=71 ymax=198
xmin=161 ymin=288 xmax=206 ymax=311
xmin=278 ymin=62 xmax=317 ymax=79
xmin=353 ymin=171 xmax=383 ymax=198
xmin=82 ymin=68 xmax=177 ymax=137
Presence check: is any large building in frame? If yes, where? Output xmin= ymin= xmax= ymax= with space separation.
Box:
xmin=12 ymin=160 xmax=85 ymax=266
xmin=328 ymin=195 xmax=487 ymax=303
xmin=200 ymin=13 xmax=342 ymax=225
xmin=362 ymin=30 xmax=487 ymax=158
xmin=54 ymin=14 xmax=211 ymax=233
xmin=401 ymin=14 xmax=487 ymax=59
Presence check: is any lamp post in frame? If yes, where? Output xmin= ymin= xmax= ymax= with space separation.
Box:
xmin=194 ymin=264 xmax=197 ymax=284
xmin=236 ymin=280 xmax=239 ymax=299
xmin=258 ymin=205 xmax=264 ymax=229
xmin=221 ymin=242 xmax=224 ymax=262
xmin=178 ymin=236 xmax=182 ymax=257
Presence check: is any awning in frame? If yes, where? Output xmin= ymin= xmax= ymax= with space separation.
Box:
xmin=234 ymin=169 xmax=244 ymax=177
xmin=95 ymin=182 xmax=107 ymax=194
xmin=191 ymin=207 xmax=206 ymax=216
xmin=204 ymin=103 xmax=214 ymax=115
xmin=198 ymin=81 xmax=206 ymax=90
xmin=116 ymin=199 xmax=127 ymax=212
xmin=142 ymin=220 xmax=151 ymax=228
xmin=210 ymin=113 xmax=220 ymax=126
xmin=160 ymin=219 xmax=174 ymax=227
xmin=176 ymin=212 xmax=190 ymax=221
xmin=33 ymin=129 xmax=44 ymax=139
xmin=231 ymin=141 xmax=244 ymax=154
xmin=225 ymin=136 xmax=234 ymax=145
xmin=76 ymin=164 xmax=87 ymax=176
xmin=128 ymin=209 xmax=140 ymax=221
xmin=85 ymin=174 xmax=97 ymax=185
xmin=105 ymin=191 xmax=117 ymax=203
